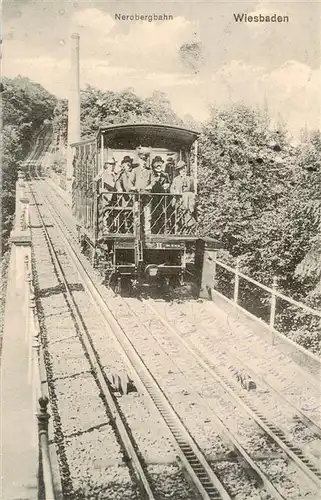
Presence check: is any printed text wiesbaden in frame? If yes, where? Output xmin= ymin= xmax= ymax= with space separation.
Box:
xmin=234 ymin=13 xmax=289 ymax=23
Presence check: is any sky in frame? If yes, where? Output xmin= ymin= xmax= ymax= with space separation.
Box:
xmin=2 ymin=0 xmax=321 ymax=136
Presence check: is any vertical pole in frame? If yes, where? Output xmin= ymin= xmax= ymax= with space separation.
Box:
xmin=212 ymin=250 xmax=217 ymax=290
xmin=234 ymin=257 xmax=240 ymax=304
xmin=67 ymin=33 xmax=81 ymax=195
xmin=25 ymin=255 xmax=29 ymax=342
xmin=101 ymin=134 xmax=104 ymax=170
xmin=37 ymin=397 xmax=55 ymax=500
xmin=164 ymin=195 xmax=167 ymax=234
xmin=25 ymin=267 xmax=31 ymax=343
xmin=270 ymin=276 xmax=277 ymax=345
xmin=194 ymin=140 xmax=198 ymax=194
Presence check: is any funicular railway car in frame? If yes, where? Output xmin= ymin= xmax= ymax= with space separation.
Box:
xmin=71 ymin=123 xmax=219 ymax=294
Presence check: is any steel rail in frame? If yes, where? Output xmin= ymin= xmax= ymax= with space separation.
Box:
xmin=32 ymin=160 xmax=321 ymax=499
xmin=20 ymin=139 xmax=59 ymax=500
xmin=40 ymin=178 xmax=321 ymax=495
xmin=141 ymin=300 xmax=321 ymax=491
xmin=213 ymin=328 xmax=321 ymax=439
xmin=143 ymin=297 xmax=321 ymax=440
xmin=208 ymin=313 xmax=321 ymax=438
xmin=39 ymin=171 xmax=321 ymax=382
xmin=31 ymin=180 xmax=232 ymax=500
xmin=29 ymin=186 xmax=156 ymax=500
xmin=41 ymin=179 xmax=311 ymax=499
xmin=123 ymin=298 xmax=291 ymax=500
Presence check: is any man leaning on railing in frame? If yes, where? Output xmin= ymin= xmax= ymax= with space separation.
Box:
xmin=170 ymin=160 xmax=196 ymax=230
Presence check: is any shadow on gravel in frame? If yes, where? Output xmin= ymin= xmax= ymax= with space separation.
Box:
xmin=137 ymin=282 xmax=201 ymax=304
xmin=38 ymin=282 xmax=85 ymax=297
xmin=30 ymin=224 xmax=54 ymax=228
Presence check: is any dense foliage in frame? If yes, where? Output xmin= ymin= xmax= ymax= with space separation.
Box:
xmin=1 ymin=76 xmax=56 ymax=253
xmin=197 ymin=104 xmax=321 ymax=352
xmin=53 ymin=86 xmax=183 ymax=145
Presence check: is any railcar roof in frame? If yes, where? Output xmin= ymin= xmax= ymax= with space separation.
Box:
xmin=70 ymin=123 xmax=200 ymax=148
xmin=98 ymin=123 xmax=199 ymax=146
xmin=71 ymin=123 xmax=199 ymax=147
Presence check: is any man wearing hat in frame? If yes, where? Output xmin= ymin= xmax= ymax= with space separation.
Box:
xmin=165 ymin=154 xmax=176 ymax=182
xmin=114 ymin=155 xmax=137 ymax=232
xmin=131 ymin=151 xmax=152 ymax=191
xmin=170 ymin=160 xmax=194 ymax=194
xmin=94 ymin=158 xmax=115 ymax=188
xmin=146 ymin=156 xmax=170 ymax=193
xmin=116 ymin=156 xmax=136 ymax=193
xmin=170 ymin=160 xmax=196 ymax=229
xmin=142 ymin=156 xmax=170 ymax=233
xmin=93 ymin=157 xmax=119 ymax=232
xmin=94 ymin=157 xmax=118 ymax=198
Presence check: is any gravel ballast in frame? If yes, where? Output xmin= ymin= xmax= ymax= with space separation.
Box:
xmin=33 ymin=180 xmax=321 ymax=499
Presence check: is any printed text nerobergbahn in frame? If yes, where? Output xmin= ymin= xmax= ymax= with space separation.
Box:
xmin=115 ymin=13 xmax=173 ymax=22
xmin=234 ymin=13 xmax=289 ymax=23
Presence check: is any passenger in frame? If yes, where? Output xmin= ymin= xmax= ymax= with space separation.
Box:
xmin=93 ymin=159 xmax=118 ymax=233
xmin=170 ymin=160 xmax=194 ymax=195
xmin=146 ymin=156 xmax=170 ymax=193
xmin=170 ymin=160 xmax=196 ymax=230
xmin=115 ymin=156 xmax=136 ymax=233
xmin=132 ymin=152 xmax=152 ymax=191
xmin=95 ymin=158 xmax=117 ymax=195
xmin=146 ymin=157 xmax=171 ymax=234
xmin=165 ymin=155 xmax=176 ymax=183
xmin=116 ymin=156 xmax=136 ymax=193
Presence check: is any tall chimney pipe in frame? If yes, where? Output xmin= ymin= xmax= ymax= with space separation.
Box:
xmin=66 ymin=33 xmax=81 ymax=186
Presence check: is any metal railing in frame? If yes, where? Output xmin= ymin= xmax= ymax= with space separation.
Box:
xmin=140 ymin=193 xmax=196 ymax=235
xmin=98 ymin=191 xmax=197 ymax=237
xmin=213 ymin=257 xmax=321 ymax=349
xmin=98 ymin=192 xmax=136 ymax=235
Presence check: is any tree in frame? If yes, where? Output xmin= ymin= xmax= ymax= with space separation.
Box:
xmin=293 ymin=131 xmax=321 ymax=295
xmin=197 ymin=103 xmax=321 ymax=352
xmin=198 ymin=104 xmax=294 ymax=263
xmin=53 ymin=85 xmax=185 ymax=141
xmin=1 ymin=77 xmax=56 ymax=254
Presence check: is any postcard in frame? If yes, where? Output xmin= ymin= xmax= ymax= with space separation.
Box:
xmin=2 ymin=1 xmax=320 ymax=499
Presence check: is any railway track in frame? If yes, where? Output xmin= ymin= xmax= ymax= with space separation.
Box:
xmin=145 ymin=298 xmax=321 ymax=447
xmin=116 ymin=297 xmax=321 ymax=496
xmin=152 ymin=299 xmax=321 ymax=434
xmin=29 ymin=182 xmax=235 ymax=500
xmin=140 ymin=300 xmax=321 ymax=474
xmin=40 ymin=175 xmax=321 ymax=439
xmin=32 ymin=196 xmax=158 ymax=500
xmin=24 ymin=125 xmax=52 ymax=177
xmin=30 ymin=175 xmax=321 ymax=499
